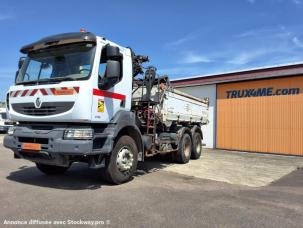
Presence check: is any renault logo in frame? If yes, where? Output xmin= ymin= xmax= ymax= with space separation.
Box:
xmin=35 ymin=97 xmax=42 ymax=109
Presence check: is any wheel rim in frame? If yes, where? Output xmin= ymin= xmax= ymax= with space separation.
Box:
xmin=183 ymin=137 xmax=191 ymax=158
xmin=116 ymin=146 xmax=134 ymax=172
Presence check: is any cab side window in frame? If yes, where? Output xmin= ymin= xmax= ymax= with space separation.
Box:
xmin=98 ymin=47 xmax=108 ymax=89
xmin=99 ymin=63 xmax=106 ymax=78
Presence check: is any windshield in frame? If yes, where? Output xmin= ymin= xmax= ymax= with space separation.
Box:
xmin=0 ymin=113 xmax=7 ymax=120
xmin=16 ymin=43 xmax=96 ymax=84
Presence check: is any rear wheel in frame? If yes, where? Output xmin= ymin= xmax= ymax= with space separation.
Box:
xmin=36 ymin=163 xmax=69 ymax=175
xmin=102 ymin=136 xmax=138 ymax=184
xmin=191 ymin=132 xmax=202 ymax=159
xmin=175 ymin=133 xmax=192 ymax=164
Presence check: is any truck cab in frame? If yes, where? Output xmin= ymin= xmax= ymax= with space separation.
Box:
xmin=8 ymin=32 xmax=133 ymax=124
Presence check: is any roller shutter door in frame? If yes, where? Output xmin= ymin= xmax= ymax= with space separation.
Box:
xmin=216 ymin=76 xmax=303 ymax=155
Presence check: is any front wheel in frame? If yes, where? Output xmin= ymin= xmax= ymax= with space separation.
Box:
xmin=102 ymin=136 xmax=138 ymax=184
xmin=36 ymin=163 xmax=69 ymax=175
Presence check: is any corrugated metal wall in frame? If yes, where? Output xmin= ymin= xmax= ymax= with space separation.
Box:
xmin=177 ymin=85 xmax=216 ymax=148
xmin=216 ymin=76 xmax=303 ymax=156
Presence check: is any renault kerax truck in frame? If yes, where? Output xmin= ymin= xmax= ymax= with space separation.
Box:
xmin=4 ymin=31 xmax=209 ymax=184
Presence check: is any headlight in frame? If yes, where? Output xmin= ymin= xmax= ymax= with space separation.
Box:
xmin=64 ymin=128 xmax=93 ymax=140
xmin=7 ymin=126 xmax=15 ymax=135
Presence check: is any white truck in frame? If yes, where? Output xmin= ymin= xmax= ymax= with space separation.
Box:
xmin=0 ymin=108 xmax=13 ymax=133
xmin=4 ymin=31 xmax=208 ymax=184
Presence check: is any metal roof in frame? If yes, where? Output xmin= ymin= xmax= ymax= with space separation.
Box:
xmin=172 ymin=62 xmax=303 ymax=87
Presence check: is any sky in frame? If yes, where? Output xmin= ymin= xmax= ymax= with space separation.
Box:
xmin=1 ymin=0 xmax=303 ymax=100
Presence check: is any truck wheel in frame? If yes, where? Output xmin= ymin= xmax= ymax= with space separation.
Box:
xmin=102 ymin=136 xmax=138 ymax=184
xmin=36 ymin=163 xmax=69 ymax=175
xmin=191 ymin=132 xmax=202 ymax=159
xmin=175 ymin=133 xmax=192 ymax=164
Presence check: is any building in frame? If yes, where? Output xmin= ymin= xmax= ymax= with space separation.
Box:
xmin=172 ymin=63 xmax=303 ymax=156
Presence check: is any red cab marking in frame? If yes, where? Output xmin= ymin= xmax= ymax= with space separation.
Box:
xmin=30 ymin=89 xmax=38 ymax=96
xmin=21 ymin=90 xmax=28 ymax=97
xmin=93 ymin=89 xmax=125 ymax=100
xmin=50 ymin=88 xmax=57 ymax=95
xmin=40 ymin=89 xmax=48 ymax=95
xmin=74 ymin=87 xmax=80 ymax=93
xmin=14 ymin=91 xmax=20 ymax=97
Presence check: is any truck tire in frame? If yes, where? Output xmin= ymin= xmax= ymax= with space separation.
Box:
xmin=175 ymin=133 xmax=192 ymax=164
xmin=36 ymin=163 xmax=69 ymax=175
xmin=102 ymin=135 xmax=138 ymax=184
xmin=191 ymin=132 xmax=202 ymax=159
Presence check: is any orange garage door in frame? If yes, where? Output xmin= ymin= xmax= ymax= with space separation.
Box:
xmin=216 ymin=76 xmax=303 ymax=156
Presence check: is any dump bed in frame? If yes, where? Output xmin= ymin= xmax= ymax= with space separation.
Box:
xmin=132 ymin=86 xmax=209 ymax=126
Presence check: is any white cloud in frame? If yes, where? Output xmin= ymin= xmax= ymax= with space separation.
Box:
xmin=292 ymin=36 xmax=303 ymax=48
xmin=229 ymin=26 xmax=303 ymax=65
xmin=228 ymin=53 xmax=252 ymax=65
xmin=292 ymin=0 xmax=301 ymax=4
xmin=183 ymin=53 xmax=212 ymax=64
xmin=164 ymin=25 xmax=303 ymax=78
xmin=0 ymin=13 xmax=13 ymax=21
xmin=0 ymin=68 xmax=16 ymax=79
xmin=166 ymin=31 xmax=198 ymax=47
xmin=158 ymin=67 xmax=191 ymax=75
xmin=236 ymin=26 xmax=292 ymax=39
xmin=246 ymin=0 xmax=302 ymax=5
xmin=158 ymin=66 xmax=206 ymax=77
xmin=237 ymin=30 xmax=257 ymax=38
xmin=192 ymin=26 xmax=301 ymax=66
xmin=227 ymin=48 xmax=270 ymax=65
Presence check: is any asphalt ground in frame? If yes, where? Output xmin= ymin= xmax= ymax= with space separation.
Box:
xmin=0 ymin=134 xmax=303 ymax=228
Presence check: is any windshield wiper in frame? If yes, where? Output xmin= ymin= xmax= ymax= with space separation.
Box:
xmin=16 ymin=80 xmax=38 ymax=85
xmin=38 ymin=76 xmax=77 ymax=84
xmin=48 ymin=76 xmax=76 ymax=81
xmin=17 ymin=76 xmax=80 ymax=85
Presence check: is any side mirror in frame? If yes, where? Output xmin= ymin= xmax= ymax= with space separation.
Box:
xmin=105 ymin=60 xmax=121 ymax=79
xmin=106 ymin=45 xmax=122 ymax=60
xmin=18 ymin=57 xmax=26 ymax=69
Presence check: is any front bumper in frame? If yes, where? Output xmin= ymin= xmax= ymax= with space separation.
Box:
xmin=3 ymin=125 xmax=114 ymax=166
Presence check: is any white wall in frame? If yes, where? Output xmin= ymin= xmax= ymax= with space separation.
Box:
xmin=176 ymin=84 xmax=216 ymax=148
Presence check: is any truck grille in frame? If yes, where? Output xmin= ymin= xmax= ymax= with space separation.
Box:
xmin=18 ymin=137 xmax=49 ymax=144
xmin=12 ymin=102 xmax=74 ymax=116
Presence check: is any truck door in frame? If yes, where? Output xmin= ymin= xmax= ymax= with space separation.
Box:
xmin=91 ymin=43 xmax=132 ymax=123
